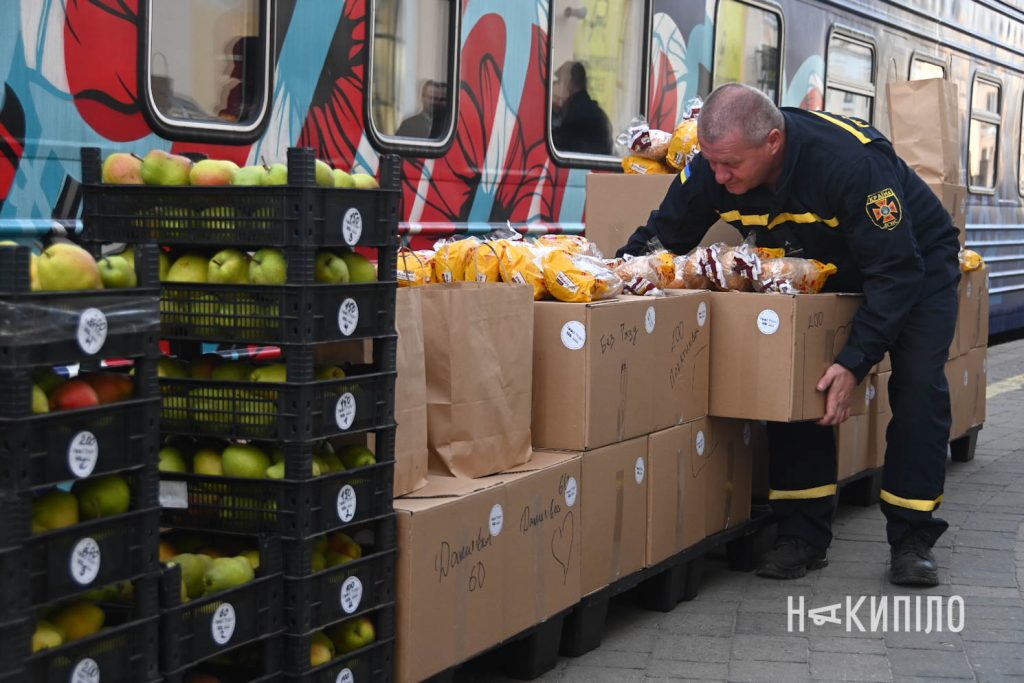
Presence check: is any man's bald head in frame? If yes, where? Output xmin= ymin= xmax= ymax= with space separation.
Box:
xmin=698 ymin=83 xmax=784 ymax=146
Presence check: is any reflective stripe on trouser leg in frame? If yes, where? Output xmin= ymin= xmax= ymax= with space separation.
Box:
xmin=883 ymin=278 xmax=957 ymax=546
xmin=766 ymin=421 xmax=837 ymax=550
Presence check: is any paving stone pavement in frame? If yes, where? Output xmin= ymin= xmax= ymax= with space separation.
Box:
xmin=457 ymin=338 xmax=1024 ymax=683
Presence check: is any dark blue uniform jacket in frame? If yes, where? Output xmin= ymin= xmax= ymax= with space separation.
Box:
xmin=618 ymin=108 xmax=961 ymax=382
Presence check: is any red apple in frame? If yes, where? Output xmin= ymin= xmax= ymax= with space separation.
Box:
xmin=49 ymin=380 xmax=100 ymax=411
xmin=80 ymin=372 xmax=134 ymax=404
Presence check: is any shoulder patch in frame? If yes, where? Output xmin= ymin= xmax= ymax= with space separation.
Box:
xmin=865 ymin=188 xmax=902 ymax=230
xmin=679 ymin=164 xmax=691 ymax=185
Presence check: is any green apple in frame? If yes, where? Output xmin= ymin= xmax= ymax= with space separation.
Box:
xmin=234 ymin=164 xmax=270 ymax=186
xmin=32 ymin=384 xmax=49 ymax=414
xmin=314 ymin=251 xmax=349 ymax=284
xmin=167 ymin=253 xmax=210 ymax=283
xmin=249 ymin=363 xmax=287 ymax=383
xmin=192 ymin=448 xmax=224 ymax=476
xmin=33 ymin=368 xmax=65 ymax=394
xmin=333 ymin=168 xmax=355 ymax=188
xmin=327 ymin=616 xmax=376 ymax=654
xmin=32 ymin=489 xmax=79 ymax=532
xmin=158 ymin=446 xmax=188 ymax=473
xmin=340 ymin=251 xmax=377 ymax=282
xmin=222 ymin=443 xmax=271 ymax=478
xmin=101 ymin=152 xmax=143 ymax=184
xmin=315 ymin=365 xmax=346 ymax=381
xmin=37 ymin=243 xmax=102 ymax=291
xmin=338 ymin=444 xmax=376 ymax=469
xmin=202 ymin=556 xmax=254 ymax=594
xmin=157 ymin=357 xmax=190 ymax=379
xmin=311 ymin=551 xmax=326 ymax=571
xmin=350 ymin=173 xmax=379 ymax=189
xmin=98 ymin=255 xmax=138 ymax=288
xmin=169 ymin=553 xmax=213 ymax=599
xmin=249 ymin=248 xmax=288 ymax=284
xmin=263 ymin=163 xmax=287 ymax=186
xmin=72 ymin=474 xmax=131 ymax=520
xmin=189 ymin=159 xmax=238 ymax=186
xmin=140 ymin=149 xmax=193 ymax=186
xmin=265 ymin=461 xmax=286 ymax=479
xmin=315 ymin=159 xmax=335 ymax=188
xmin=208 ymin=248 xmax=250 ymax=284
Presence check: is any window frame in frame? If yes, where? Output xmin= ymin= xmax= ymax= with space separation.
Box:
xmin=710 ymin=0 xmax=786 ymax=105
xmin=139 ymin=0 xmax=274 ymax=144
xmin=365 ymin=0 xmax=463 ymax=157
xmin=823 ymin=25 xmax=876 ymax=123
xmin=968 ymin=71 xmax=1002 ymax=196
xmin=545 ymin=0 xmax=652 ymax=168
xmin=1018 ymin=92 xmax=1024 ymax=197
xmin=908 ymin=51 xmax=948 ymax=80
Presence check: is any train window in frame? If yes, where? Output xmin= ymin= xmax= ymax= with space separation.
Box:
xmin=1019 ymin=96 xmax=1024 ymax=196
xmin=369 ymin=0 xmax=459 ymax=150
xmin=144 ymin=0 xmax=271 ymax=140
xmin=713 ymin=0 xmax=783 ymax=103
xmin=549 ymin=0 xmax=646 ymax=159
xmin=968 ymin=74 xmax=1001 ymax=192
xmin=824 ymin=30 xmax=875 ymax=123
xmin=910 ymin=54 xmax=946 ymax=80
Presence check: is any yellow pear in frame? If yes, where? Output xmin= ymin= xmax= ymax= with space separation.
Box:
xmin=51 ymin=601 xmax=105 ymax=642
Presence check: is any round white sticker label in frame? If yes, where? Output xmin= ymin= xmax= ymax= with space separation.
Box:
xmin=560 ymin=321 xmax=587 ymax=350
xmin=77 ymin=308 xmax=108 ymax=355
xmin=697 ymin=301 xmax=708 ymax=327
xmin=695 ymin=430 xmax=706 ymax=457
xmin=336 ymin=670 xmax=354 ymax=683
xmin=634 ymin=456 xmax=646 ymax=484
xmin=337 ymin=484 xmax=357 ymax=522
xmin=335 ymin=392 xmax=357 ymax=430
xmin=70 ymin=658 xmax=100 ymax=683
xmin=564 ymin=476 xmax=578 ymax=508
xmin=70 ymin=537 xmax=101 ymax=585
xmin=338 ymin=298 xmax=359 ymax=336
xmin=342 ymin=208 xmax=363 ymax=246
xmin=645 ymin=306 xmax=656 ymax=334
xmin=340 ymin=576 xmax=364 ymax=614
xmin=743 ymin=422 xmax=752 ymax=446
xmin=68 ymin=431 xmax=99 ymax=478
xmin=757 ymin=309 xmax=780 ymax=335
xmin=211 ymin=603 xmax=237 ymax=645
xmin=489 ymin=503 xmax=504 ymax=536
xmin=867 ymin=385 xmax=877 ymax=402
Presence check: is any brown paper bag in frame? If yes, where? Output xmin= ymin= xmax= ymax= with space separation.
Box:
xmin=394 ymin=288 xmax=428 ymax=496
xmin=422 ymin=282 xmax=533 ymax=477
xmin=886 ymin=78 xmax=961 ymax=184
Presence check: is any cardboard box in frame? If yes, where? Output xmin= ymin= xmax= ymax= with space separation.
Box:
xmin=945 ymin=346 xmax=987 ymax=439
xmin=394 ymin=288 xmax=428 ymax=497
xmin=646 ymin=419 xmax=710 ymax=566
xmin=704 ymin=418 xmax=754 ymax=537
xmin=645 ymin=290 xmax=711 ymax=428
xmin=869 ymin=371 xmax=892 ymax=469
xmin=925 ymin=181 xmax=968 ymax=246
xmin=395 ymin=476 xmax=507 ymax=682
xmin=953 ymin=265 xmax=989 ymax=357
xmin=532 ymin=298 xmax=654 ymax=451
xmin=836 ymin=413 xmax=871 ymax=481
xmin=489 ymin=452 xmax=582 ymax=640
xmin=708 ymin=292 xmax=868 ymax=421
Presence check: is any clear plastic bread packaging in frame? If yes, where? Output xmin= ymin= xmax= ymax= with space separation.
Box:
xmin=698 ymin=241 xmax=761 ymax=291
xmin=958 ymin=247 xmax=984 ymax=272
xmin=465 ymin=238 xmax=515 ymax=283
xmin=542 ymin=249 xmax=624 ymax=303
xmin=499 ymin=241 xmax=548 ymax=300
xmin=755 ymin=258 xmax=838 ymax=294
xmin=397 ymin=247 xmax=436 ymax=287
xmin=609 ymin=253 xmax=662 ymax=295
xmin=671 ymin=247 xmax=713 ymax=289
xmin=534 ymin=234 xmax=604 ymax=259
xmin=616 ymin=115 xmax=672 ymax=161
xmin=666 ymin=118 xmax=699 ymax=170
xmin=432 ymin=236 xmax=480 ymax=283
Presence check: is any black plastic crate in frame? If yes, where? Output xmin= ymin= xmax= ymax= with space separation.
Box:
xmin=159 ymin=536 xmax=284 ymax=673
xmin=0 ymin=395 xmax=160 ymax=489
xmin=159 ymin=280 xmax=396 ymax=345
xmin=283 ymin=514 xmax=396 ymax=632
xmin=159 ymin=367 xmax=395 ymax=441
xmin=160 ymin=461 xmax=394 ymax=538
xmin=0 ymin=245 xmax=161 ymax=368
xmin=0 ymin=572 xmax=160 ymax=683
xmin=80 ymin=148 xmax=400 ymax=250
xmin=159 ymin=633 xmax=283 ymax=683
xmin=283 ymin=604 xmax=394 ymax=682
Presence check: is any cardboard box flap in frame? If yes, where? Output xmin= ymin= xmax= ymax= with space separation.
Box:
xmin=395 ymin=474 xmax=504 ymax=507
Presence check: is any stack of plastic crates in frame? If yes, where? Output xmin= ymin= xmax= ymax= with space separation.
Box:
xmin=80 ymin=146 xmax=398 ymax=682
xmin=0 ymin=242 xmax=163 ymax=682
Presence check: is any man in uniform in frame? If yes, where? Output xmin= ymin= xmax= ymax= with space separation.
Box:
xmin=619 ymin=83 xmax=961 ymax=586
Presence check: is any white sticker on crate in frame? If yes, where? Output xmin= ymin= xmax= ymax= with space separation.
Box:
xmin=211 ymin=602 xmax=237 ymax=645
xmin=337 ymin=484 xmax=357 ymax=522
xmin=564 ymin=476 xmax=578 ymax=508
xmin=343 ymin=208 xmax=364 ymax=246
xmin=70 ymin=537 xmax=101 ymax=585
xmin=336 ymin=669 xmax=354 ymax=683
xmin=560 ymin=321 xmax=586 ymax=350
xmin=335 ymin=392 xmax=357 ymax=430
xmin=159 ymin=481 xmax=189 ymax=509
xmin=77 ymin=308 xmax=108 ymax=355
xmin=67 ymin=431 xmax=99 ymax=478
xmin=634 ymin=457 xmax=646 ymax=484
xmin=70 ymin=657 xmax=100 ymax=683
xmin=645 ymin=306 xmax=656 ymax=334
xmin=489 ymin=504 xmax=504 ymax=536
xmin=338 ymin=298 xmax=359 ymax=336
xmin=757 ymin=309 xmax=780 ymax=335
xmin=340 ymin=576 xmax=364 ymax=614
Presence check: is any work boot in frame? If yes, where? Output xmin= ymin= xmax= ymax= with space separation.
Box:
xmin=889 ymin=532 xmax=939 ymax=586
xmin=756 ymin=537 xmax=828 ymax=579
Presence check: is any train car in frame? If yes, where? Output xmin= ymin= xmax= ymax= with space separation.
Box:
xmin=1 ymin=0 xmax=1022 ymax=332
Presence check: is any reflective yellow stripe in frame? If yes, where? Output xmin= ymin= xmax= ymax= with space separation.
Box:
xmin=768 ymin=212 xmax=840 ymax=230
xmin=880 ymin=490 xmax=944 ymax=512
xmin=811 ymin=111 xmax=872 ymax=144
xmin=769 ymin=484 xmax=838 ymax=500
xmin=719 ymin=210 xmax=768 ymax=226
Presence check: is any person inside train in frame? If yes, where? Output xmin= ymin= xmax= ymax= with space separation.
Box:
xmin=396 ymin=80 xmax=450 ymax=139
xmin=552 ymin=61 xmax=613 ymax=155
xmin=619 ymin=83 xmax=961 ymax=586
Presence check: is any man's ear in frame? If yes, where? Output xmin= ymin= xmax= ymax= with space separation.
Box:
xmin=766 ymin=128 xmax=784 ymax=154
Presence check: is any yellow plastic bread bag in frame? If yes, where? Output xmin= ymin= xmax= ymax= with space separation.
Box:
xmin=396 ymin=247 xmax=436 ymax=287
xmin=465 ymin=239 xmax=510 ymax=283
xmin=959 ymin=248 xmax=983 ymax=272
xmin=499 ymin=242 xmax=548 ymax=300
xmin=542 ymin=249 xmax=624 ymax=303
xmin=666 ymin=118 xmax=699 ymax=170
xmin=755 ymin=258 xmax=838 ymax=294
xmin=432 ymin=236 xmax=480 ymax=283
xmin=622 ymin=155 xmax=674 ymax=175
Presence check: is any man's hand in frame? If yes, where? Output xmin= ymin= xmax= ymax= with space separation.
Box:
xmin=816 ymin=363 xmax=858 ymax=426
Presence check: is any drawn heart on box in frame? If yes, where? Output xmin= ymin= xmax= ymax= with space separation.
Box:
xmin=551 ymin=511 xmax=574 ymax=583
